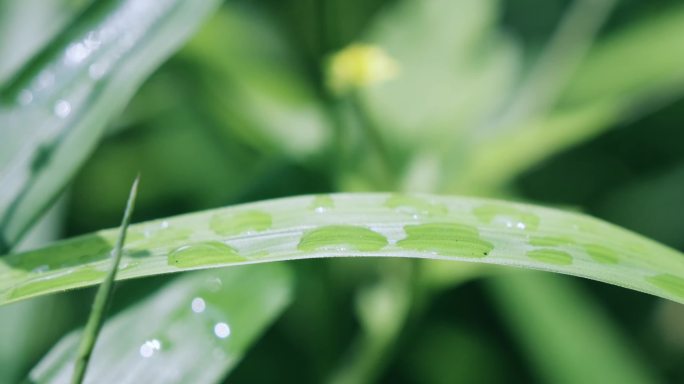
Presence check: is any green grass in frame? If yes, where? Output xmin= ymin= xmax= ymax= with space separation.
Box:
xmin=2 ymin=0 xmax=684 ymax=382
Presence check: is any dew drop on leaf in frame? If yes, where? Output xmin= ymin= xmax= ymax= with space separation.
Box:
xmin=526 ymin=249 xmax=573 ymax=265
xmin=214 ymin=322 xmax=231 ymax=339
xmin=210 ymin=210 xmax=272 ymax=236
xmin=396 ymin=223 xmax=493 ymax=258
xmin=191 ymin=297 xmax=206 ymax=313
xmin=384 ymin=194 xmax=447 ymax=217
xmin=473 ymin=204 xmax=539 ymax=231
xmin=298 ymin=225 xmax=388 ymax=252
xmin=167 ymin=241 xmax=245 ymax=268
xmin=646 ymin=274 xmax=684 ymax=299
xmin=309 ymin=195 xmax=334 ymax=212
xmin=53 ymin=100 xmax=71 ymax=118
xmin=583 ymin=244 xmax=619 ymax=264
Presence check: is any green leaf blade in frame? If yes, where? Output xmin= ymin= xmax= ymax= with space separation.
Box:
xmin=29 ymin=264 xmax=293 ymax=383
xmin=0 ymin=0 xmax=222 ymax=251
xmin=2 ymin=193 xmax=683 ymax=305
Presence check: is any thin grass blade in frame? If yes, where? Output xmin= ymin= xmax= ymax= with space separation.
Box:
xmin=71 ymin=176 xmax=138 ymax=384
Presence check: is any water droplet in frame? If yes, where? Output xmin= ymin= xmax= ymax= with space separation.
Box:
xmin=10 ymin=268 xmax=106 ymax=299
xmin=309 ymin=195 xmax=334 ymax=212
xmin=396 ymin=223 xmax=493 ymax=257
xmin=205 ymin=276 xmax=223 ymax=292
xmin=88 ymin=62 xmax=108 ymax=80
xmin=385 ymin=194 xmax=447 ymax=216
xmin=139 ymin=339 xmax=162 ymax=358
xmin=65 ymin=43 xmax=89 ymax=64
xmin=473 ymin=204 xmax=539 ymax=231
xmin=38 ymin=71 xmax=54 ymax=89
xmin=527 ymin=249 xmax=573 ymax=265
xmin=167 ymin=241 xmax=245 ymax=268
xmin=129 ymin=222 xmax=193 ymax=248
xmin=529 ymin=236 xmax=574 ymax=247
xmin=31 ymin=264 xmax=50 ymax=274
xmin=53 ymin=100 xmax=71 ymax=118
xmin=583 ymin=244 xmax=619 ymax=264
xmin=214 ymin=322 xmax=231 ymax=339
xmin=210 ymin=210 xmax=272 ymax=236
xmin=191 ymin=297 xmax=206 ymax=313
xmin=646 ymin=274 xmax=684 ymax=299
xmin=17 ymin=89 xmax=33 ymax=105
xmin=212 ymin=346 xmax=227 ymax=360
xmin=297 ymin=225 xmax=388 ymax=252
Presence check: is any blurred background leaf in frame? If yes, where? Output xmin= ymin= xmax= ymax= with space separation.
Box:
xmin=30 ymin=264 xmax=293 ymax=383
xmin=0 ymin=0 xmax=222 ymax=252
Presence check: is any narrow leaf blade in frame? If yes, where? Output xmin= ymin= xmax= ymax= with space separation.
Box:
xmin=30 ymin=264 xmax=293 ymax=383
xmin=0 ymin=0 xmax=221 ymax=251
xmin=1 ymin=193 xmax=682 ymax=305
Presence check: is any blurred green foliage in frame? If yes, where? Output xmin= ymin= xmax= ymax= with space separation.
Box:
xmin=1 ymin=0 xmax=684 ymax=382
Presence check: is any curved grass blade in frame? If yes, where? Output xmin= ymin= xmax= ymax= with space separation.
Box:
xmin=0 ymin=0 xmax=221 ymax=252
xmin=29 ymin=264 xmax=293 ymax=383
xmin=72 ymin=176 xmax=138 ymax=384
xmin=1 ymin=193 xmax=683 ymax=306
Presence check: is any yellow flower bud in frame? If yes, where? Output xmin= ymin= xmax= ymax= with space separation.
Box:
xmin=326 ymin=43 xmax=399 ymax=95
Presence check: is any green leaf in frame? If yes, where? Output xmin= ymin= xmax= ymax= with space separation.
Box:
xmin=0 ymin=0 xmax=221 ymax=252
xmin=560 ymin=4 xmax=684 ymax=107
xmin=452 ymin=4 xmax=684 ymax=192
xmin=29 ymin=263 xmax=293 ymax=383
xmin=1 ymin=193 xmax=683 ymax=306
xmin=181 ymin=5 xmax=331 ymax=159
xmin=0 ymin=0 xmax=94 ymax=85
xmin=489 ymin=272 xmax=660 ymax=384
xmin=360 ymin=0 xmax=520 ymax=152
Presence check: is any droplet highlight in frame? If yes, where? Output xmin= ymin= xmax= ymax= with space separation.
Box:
xmin=473 ymin=204 xmax=539 ymax=231
xmin=53 ymin=100 xmax=71 ymax=118
xmin=191 ymin=297 xmax=206 ymax=313
xmin=310 ymin=195 xmax=334 ymax=212
xmin=214 ymin=322 xmax=231 ymax=339
xmin=139 ymin=339 xmax=162 ymax=358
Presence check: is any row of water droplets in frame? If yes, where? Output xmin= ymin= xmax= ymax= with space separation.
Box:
xmin=139 ymin=276 xmax=231 ymax=361
xmin=7 ymin=194 xmax=684 ymax=303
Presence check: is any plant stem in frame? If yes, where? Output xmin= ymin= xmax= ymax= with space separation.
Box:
xmin=71 ymin=175 xmax=139 ymax=384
